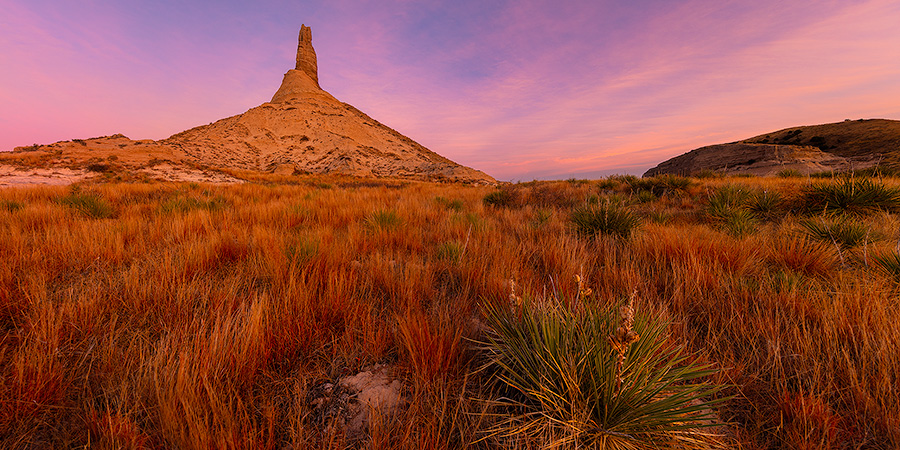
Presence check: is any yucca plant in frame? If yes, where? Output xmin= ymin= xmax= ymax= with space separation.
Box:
xmin=483 ymin=188 xmax=518 ymax=208
xmin=570 ymin=202 xmax=641 ymax=239
xmin=800 ymin=177 xmax=900 ymax=216
xmin=872 ymin=251 xmax=900 ymax=281
xmin=800 ymin=216 xmax=873 ymax=250
xmin=705 ymin=186 xmax=757 ymax=236
xmin=746 ymin=190 xmax=784 ymax=222
xmin=479 ymin=295 xmax=727 ymax=449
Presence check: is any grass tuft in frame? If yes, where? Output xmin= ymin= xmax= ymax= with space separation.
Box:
xmin=367 ymin=209 xmax=402 ymax=229
xmin=570 ymin=202 xmax=641 ymax=239
xmin=57 ymin=191 xmax=113 ymax=218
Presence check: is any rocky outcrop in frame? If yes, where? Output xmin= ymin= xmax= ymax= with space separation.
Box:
xmin=643 ymin=143 xmax=878 ymax=177
xmin=168 ymin=26 xmax=495 ymax=183
xmin=295 ymin=24 xmax=319 ymax=86
xmin=10 ymin=26 xmax=496 ymax=184
xmin=644 ymin=119 xmax=899 ymax=177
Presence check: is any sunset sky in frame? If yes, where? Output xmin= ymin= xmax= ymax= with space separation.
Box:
xmin=2 ymin=0 xmax=899 ymax=180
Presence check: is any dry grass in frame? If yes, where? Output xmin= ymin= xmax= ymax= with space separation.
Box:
xmin=1 ymin=175 xmax=899 ymax=449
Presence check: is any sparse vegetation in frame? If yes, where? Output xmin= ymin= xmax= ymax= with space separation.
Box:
xmin=570 ymin=201 xmax=641 ymax=239
xmin=56 ymin=189 xmax=114 ymax=218
xmin=1 ymin=174 xmax=899 ymax=449
xmin=776 ymin=168 xmax=802 ymax=178
xmin=705 ymin=185 xmax=757 ymax=236
xmin=800 ymin=216 xmax=874 ymax=250
xmin=800 ymin=177 xmax=900 ymax=216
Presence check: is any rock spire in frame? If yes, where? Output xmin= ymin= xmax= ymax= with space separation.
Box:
xmin=295 ymin=24 xmax=319 ymax=86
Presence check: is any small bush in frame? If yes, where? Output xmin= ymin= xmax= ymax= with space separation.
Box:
xmin=628 ymin=175 xmax=693 ymax=196
xmin=367 ymin=209 xmax=401 ymax=229
xmin=86 ymin=163 xmax=111 ymax=173
xmin=480 ymin=295 xmax=726 ymax=448
xmin=531 ymin=209 xmax=551 ymax=227
xmin=800 ymin=217 xmax=873 ymax=249
xmin=435 ymin=242 xmax=462 ymax=261
xmin=58 ymin=192 xmax=113 ymax=219
xmin=570 ymin=202 xmax=640 ymax=239
xmin=635 ymin=190 xmax=656 ymax=203
xmin=483 ymin=188 xmax=516 ymax=208
xmin=435 ymin=196 xmax=464 ymax=211
xmin=284 ymin=239 xmax=318 ymax=266
xmin=693 ymin=169 xmax=723 ymax=179
xmin=776 ymin=169 xmax=803 ymax=178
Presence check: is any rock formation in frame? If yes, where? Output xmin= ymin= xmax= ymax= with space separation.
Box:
xmin=295 ymin=25 xmax=319 ymax=86
xmin=9 ymin=25 xmax=496 ymax=185
xmin=644 ymin=119 xmax=900 ymax=177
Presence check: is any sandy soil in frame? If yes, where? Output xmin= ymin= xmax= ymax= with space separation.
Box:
xmin=0 ymin=164 xmax=242 ymax=187
xmin=0 ymin=165 xmax=92 ymax=187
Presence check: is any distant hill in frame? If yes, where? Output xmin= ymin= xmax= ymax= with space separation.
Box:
xmin=3 ymin=25 xmax=495 ymax=185
xmin=644 ymin=119 xmax=900 ymax=177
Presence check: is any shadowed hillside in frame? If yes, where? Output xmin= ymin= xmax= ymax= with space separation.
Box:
xmin=645 ymin=119 xmax=900 ymax=177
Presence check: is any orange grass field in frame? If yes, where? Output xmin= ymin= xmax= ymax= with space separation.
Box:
xmin=1 ymin=173 xmax=899 ymax=449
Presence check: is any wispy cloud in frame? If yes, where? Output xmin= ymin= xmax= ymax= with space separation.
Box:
xmin=2 ymin=0 xmax=898 ymax=180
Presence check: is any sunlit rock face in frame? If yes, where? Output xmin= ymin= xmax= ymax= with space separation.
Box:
xmin=167 ymin=25 xmax=496 ymax=183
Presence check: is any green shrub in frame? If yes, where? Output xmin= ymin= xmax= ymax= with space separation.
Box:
xmin=800 ymin=217 xmax=873 ymax=249
xmin=58 ymin=192 xmax=113 ymax=219
xmin=776 ymin=169 xmax=803 ymax=178
xmin=435 ymin=196 xmax=464 ymax=211
xmin=692 ymin=169 xmax=723 ymax=179
xmin=628 ymin=175 xmax=693 ymax=196
xmin=722 ymin=209 xmax=758 ymax=237
xmin=746 ymin=190 xmax=784 ymax=222
xmin=435 ymin=241 xmax=462 ymax=261
xmin=570 ymin=203 xmax=640 ymax=239
xmin=367 ymin=209 xmax=401 ymax=229
xmin=532 ymin=209 xmax=552 ymax=227
xmin=85 ymin=163 xmax=113 ymax=173
xmin=705 ymin=185 xmax=750 ymax=219
xmin=705 ymin=185 xmax=757 ymax=236
xmin=635 ymin=190 xmax=656 ymax=203
xmin=480 ymin=296 xmax=726 ymax=448
xmin=483 ymin=188 xmax=516 ymax=208
xmin=284 ymin=239 xmax=318 ymax=266
xmin=800 ymin=178 xmax=900 ymax=216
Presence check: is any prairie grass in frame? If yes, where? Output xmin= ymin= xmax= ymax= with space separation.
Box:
xmin=1 ymin=174 xmax=899 ymax=449
xmin=570 ymin=201 xmax=641 ymax=239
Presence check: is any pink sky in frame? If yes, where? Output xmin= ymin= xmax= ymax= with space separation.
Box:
xmin=2 ymin=0 xmax=899 ymax=180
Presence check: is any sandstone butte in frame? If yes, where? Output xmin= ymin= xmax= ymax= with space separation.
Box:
xmin=7 ymin=25 xmax=496 ymax=185
xmin=644 ymin=118 xmax=900 ymax=177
